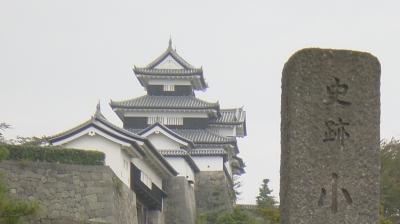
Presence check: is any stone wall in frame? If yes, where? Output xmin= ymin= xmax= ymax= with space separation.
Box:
xmin=194 ymin=171 xmax=233 ymax=215
xmin=0 ymin=160 xmax=138 ymax=224
xmin=164 ymin=176 xmax=197 ymax=224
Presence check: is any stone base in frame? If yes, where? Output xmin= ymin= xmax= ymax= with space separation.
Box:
xmin=0 ymin=160 xmax=138 ymax=224
xmin=164 ymin=176 xmax=196 ymax=224
xmin=194 ymin=171 xmax=234 ymax=215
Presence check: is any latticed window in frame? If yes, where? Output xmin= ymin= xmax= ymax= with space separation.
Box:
xmin=148 ymin=116 xmax=183 ymax=125
xmin=163 ymin=85 xmax=175 ymax=91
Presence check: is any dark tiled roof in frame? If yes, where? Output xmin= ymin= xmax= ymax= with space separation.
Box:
xmin=133 ymin=41 xmax=208 ymax=90
xmin=110 ymin=95 xmax=219 ymax=110
xmin=128 ymin=129 xmax=142 ymax=134
xmin=210 ymin=108 xmax=246 ymax=125
xmin=159 ymin=149 xmax=199 ymax=172
xmin=48 ymin=107 xmax=178 ymax=176
xmin=49 ymin=107 xmax=144 ymax=142
xmin=171 ymin=129 xmax=236 ymax=144
xmin=134 ymin=68 xmax=203 ymax=76
xmin=138 ymin=123 xmax=195 ymax=147
xmin=189 ymin=148 xmax=227 ymax=156
xmin=142 ymin=40 xmax=196 ymax=69
xmin=128 ymin=128 xmax=235 ymax=145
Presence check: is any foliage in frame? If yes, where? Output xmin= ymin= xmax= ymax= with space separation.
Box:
xmin=1 ymin=144 xmax=105 ymax=166
xmin=13 ymin=136 xmax=48 ymax=146
xmin=256 ymin=179 xmax=277 ymax=208
xmin=257 ymin=207 xmax=280 ymax=224
xmin=0 ymin=146 xmax=39 ymax=224
xmin=197 ymin=208 xmax=262 ymax=224
xmin=255 ymin=178 xmax=280 ymax=224
xmin=0 ymin=146 xmax=9 ymax=161
xmin=380 ymin=139 xmax=400 ymax=221
xmin=0 ymin=123 xmax=11 ymax=143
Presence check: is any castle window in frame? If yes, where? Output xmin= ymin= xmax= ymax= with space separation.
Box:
xmin=148 ymin=116 xmax=183 ymax=125
xmin=163 ymin=85 xmax=175 ymax=91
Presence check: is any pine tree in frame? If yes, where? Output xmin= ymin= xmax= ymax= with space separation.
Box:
xmin=256 ymin=179 xmax=277 ymax=208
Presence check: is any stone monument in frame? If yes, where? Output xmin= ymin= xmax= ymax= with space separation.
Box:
xmin=280 ymin=48 xmax=380 ymax=224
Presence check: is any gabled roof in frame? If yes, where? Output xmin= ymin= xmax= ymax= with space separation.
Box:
xmin=129 ymin=128 xmax=236 ymax=147
xmin=171 ymin=129 xmax=236 ymax=145
xmin=144 ymin=39 xmax=196 ymax=70
xmin=159 ymin=149 xmax=200 ymax=173
xmin=210 ymin=108 xmax=246 ymax=125
xmin=49 ymin=104 xmax=145 ymax=144
xmin=133 ymin=39 xmax=208 ymax=90
xmin=48 ymin=104 xmax=178 ymax=176
xmin=189 ymin=148 xmax=228 ymax=161
xmin=110 ymin=95 xmax=220 ymax=111
xmin=138 ymin=122 xmax=195 ymax=148
xmin=209 ymin=107 xmax=247 ymax=137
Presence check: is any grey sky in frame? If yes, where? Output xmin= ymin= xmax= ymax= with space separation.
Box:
xmin=1 ymin=0 xmax=399 ymax=204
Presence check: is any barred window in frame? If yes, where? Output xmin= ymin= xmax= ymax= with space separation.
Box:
xmin=163 ymin=85 xmax=175 ymax=91
xmin=148 ymin=116 xmax=183 ymax=125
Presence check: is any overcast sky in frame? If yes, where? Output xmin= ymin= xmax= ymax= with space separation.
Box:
xmin=1 ymin=0 xmax=400 ymax=204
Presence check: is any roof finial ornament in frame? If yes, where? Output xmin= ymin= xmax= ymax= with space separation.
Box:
xmin=95 ymin=101 xmax=101 ymax=114
xmin=168 ymin=36 xmax=172 ymax=49
xmin=94 ymin=100 xmax=104 ymax=119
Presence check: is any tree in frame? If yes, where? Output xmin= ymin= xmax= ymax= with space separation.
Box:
xmin=256 ymin=179 xmax=280 ymax=224
xmin=256 ymin=179 xmax=277 ymax=208
xmin=0 ymin=123 xmax=11 ymax=143
xmin=380 ymin=139 xmax=400 ymax=223
xmin=0 ymin=146 xmax=39 ymax=223
xmin=13 ymin=136 xmax=48 ymax=146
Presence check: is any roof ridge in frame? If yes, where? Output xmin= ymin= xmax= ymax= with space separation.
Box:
xmin=172 ymin=128 xmax=235 ymax=141
xmin=220 ymin=107 xmax=243 ymax=112
xmin=137 ymin=42 xmax=199 ymax=70
xmin=110 ymin=95 xmax=147 ymax=104
xmin=110 ymin=95 xmax=220 ymax=109
xmin=138 ymin=122 xmax=195 ymax=147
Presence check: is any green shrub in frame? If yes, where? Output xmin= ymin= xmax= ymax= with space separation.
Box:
xmin=0 ymin=146 xmax=9 ymax=161
xmin=0 ymin=144 xmax=105 ymax=166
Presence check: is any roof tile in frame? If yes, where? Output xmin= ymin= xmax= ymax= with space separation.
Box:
xmin=110 ymin=95 xmax=219 ymax=110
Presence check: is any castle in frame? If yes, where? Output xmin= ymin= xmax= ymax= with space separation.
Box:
xmin=48 ymin=40 xmax=247 ymax=224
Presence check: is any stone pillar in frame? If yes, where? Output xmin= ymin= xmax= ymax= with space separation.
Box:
xmin=280 ymin=48 xmax=380 ymax=224
xmin=148 ymin=210 xmax=164 ymax=224
xmin=164 ymin=176 xmax=196 ymax=224
xmin=194 ymin=171 xmax=234 ymax=215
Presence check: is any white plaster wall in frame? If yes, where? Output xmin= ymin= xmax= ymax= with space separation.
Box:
xmin=62 ymin=133 xmax=131 ymax=186
xmin=131 ymin=157 xmax=163 ymax=189
xmin=146 ymin=133 xmax=182 ymax=150
xmin=154 ymin=55 xmax=184 ymax=69
xmin=148 ymin=79 xmax=191 ymax=85
xmin=125 ymin=111 xmax=208 ymax=118
xmin=165 ymin=157 xmax=195 ymax=182
xmin=209 ymin=126 xmax=236 ymax=137
xmin=192 ymin=156 xmax=223 ymax=171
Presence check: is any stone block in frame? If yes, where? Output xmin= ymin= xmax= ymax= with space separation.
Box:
xmin=280 ymin=48 xmax=380 ymax=224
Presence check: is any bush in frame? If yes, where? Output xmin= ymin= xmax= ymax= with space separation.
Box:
xmin=197 ymin=208 xmax=262 ymax=224
xmin=0 ymin=144 xmax=105 ymax=166
xmin=0 ymin=146 xmax=9 ymax=161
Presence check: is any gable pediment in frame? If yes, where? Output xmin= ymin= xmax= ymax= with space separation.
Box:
xmin=154 ymin=55 xmax=184 ymax=70
xmin=139 ymin=124 xmax=194 ymax=149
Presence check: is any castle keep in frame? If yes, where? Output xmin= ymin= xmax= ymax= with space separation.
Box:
xmin=46 ymin=40 xmax=247 ymax=224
